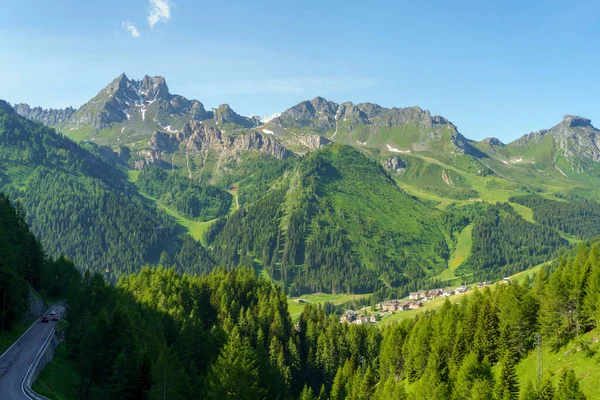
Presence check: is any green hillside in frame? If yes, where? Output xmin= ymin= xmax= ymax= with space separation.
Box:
xmin=0 ymin=101 xmax=181 ymax=280
xmin=207 ymin=143 xmax=449 ymax=295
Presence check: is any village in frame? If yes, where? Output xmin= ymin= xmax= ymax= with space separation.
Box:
xmin=338 ymin=279 xmax=507 ymax=325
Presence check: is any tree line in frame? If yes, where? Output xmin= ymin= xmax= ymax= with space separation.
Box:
xmin=55 ymin=239 xmax=600 ymax=399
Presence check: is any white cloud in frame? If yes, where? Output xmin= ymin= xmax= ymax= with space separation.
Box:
xmin=122 ymin=22 xmax=141 ymax=38
xmin=148 ymin=0 xmax=172 ymax=28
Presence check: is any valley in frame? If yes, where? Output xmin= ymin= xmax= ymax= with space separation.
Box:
xmin=2 ymin=77 xmax=600 ymax=399
xmin=4 ymin=2 xmax=600 ymax=399
xmin=5 ymin=74 xmax=600 ymax=297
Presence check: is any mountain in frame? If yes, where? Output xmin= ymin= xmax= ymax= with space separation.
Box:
xmin=13 ymin=103 xmax=75 ymax=126
xmin=504 ymin=115 xmax=600 ymax=178
xmin=0 ymin=100 xmax=179 ymax=280
xmin=9 ymin=74 xmax=600 ymax=294
xmin=14 ymin=74 xmax=258 ymax=145
xmin=206 ymin=143 xmax=450 ymax=295
xmin=262 ymin=96 xmax=483 ymax=159
xmin=137 ymin=120 xmax=294 ymax=182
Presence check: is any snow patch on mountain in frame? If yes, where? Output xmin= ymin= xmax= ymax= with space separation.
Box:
xmin=261 ymin=113 xmax=281 ymax=123
xmin=386 ymin=144 xmax=411 ymax=153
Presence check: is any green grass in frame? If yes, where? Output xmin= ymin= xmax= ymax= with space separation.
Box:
xmin=515 ymin=329 xmax=600 ymax=399
xmin=436 ymin=223 xmax=473 ymax=283
xmin=509 ymin=261 xmax=548 ymax=283
xmin=380 ymin=260 xmax=552 ymax=327
xmin=127 ymin=169 xmax=141 ymax=183
xmin=509 ymin=202 xmax=535 ymax=223
xmin=379 ymin=291 xmax=472 ymax=326
xmin=32 ymin=343 xmax=80 ymax=400
xmin=287 ymin=293 xmax=371 ymax=318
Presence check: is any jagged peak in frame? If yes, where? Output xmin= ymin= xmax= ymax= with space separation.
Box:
xmin=216 ymin=103 xmax=232 ymax=111
xmin=480 ymin=137 xmax=504 ymax=146
xmin=137 ymin=75 xmax=170 ymax=100
xmin=562 ymin=115 xmax=593 ymax=128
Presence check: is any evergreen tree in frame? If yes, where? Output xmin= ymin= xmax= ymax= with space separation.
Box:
xmin=206 ymin=327 xmax=266 ymax=400
xmin=554 ymin=369 xmax=586 ymax=400
xmin=536 ymin=376 xmax=554 ymax=400
xmin=495 ymin=351 xmax=519 ymax=400
xmin=519 ymin=380 xmax=538 ymax=400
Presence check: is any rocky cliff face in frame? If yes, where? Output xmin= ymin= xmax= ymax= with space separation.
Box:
xmin=15 ymin=74 xmax=254 ymax=145
xmin=384 ymin=156 xmax=407 ymax=174
xmin=510 ymin=115 xmax=600 ymax=162
xmin=136 ymin=122 xmax=291 ymax=171
xmin=13 ymin=103 xmax=76 ymax=127
xmin=268 ymin=96 xmax=478 ymax=157
xmin=279 ymin=134 xmax=332 ymax=152
xmin=212 ymin=104 xmax=259 ymax=128
xmin=181 ymin=121 xmax=290 ymax=159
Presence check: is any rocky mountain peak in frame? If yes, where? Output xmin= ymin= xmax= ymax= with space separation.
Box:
xmin=106 ymin=73 xmax=131 ymax=95
xmin=311 ymin=97 xmax=338 ymax=115
xmin=213 ymin=104 xmax=257 ymax=128
xmin=137 ymin=75 xmax=170 ymax=101
xmin=481 ymin=137 xmax=504 ymax=146
xmin=563 ymin=115 xmax=592 ymax=128
xmin=12 ymin=103 xmax=76 ymax=126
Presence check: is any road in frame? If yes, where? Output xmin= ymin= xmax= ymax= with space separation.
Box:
xmin=0 ymin=304 xmax=65 ymax=400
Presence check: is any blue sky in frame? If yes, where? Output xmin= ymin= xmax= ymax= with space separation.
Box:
xmin=1 ymin=0 xmax=599 ymax=142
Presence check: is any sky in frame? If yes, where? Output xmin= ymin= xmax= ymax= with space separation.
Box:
xmin=1 ymin=0 xmax=599 ymax=142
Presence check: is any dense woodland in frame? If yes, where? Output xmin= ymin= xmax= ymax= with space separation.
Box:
xmin=510 ymin=195 xmax=600 ymax=239
xmin=138 ymin=167 xmax=232 ymax=221
xmin=214 ymin=153 xmax=294 ymax=206
xmin=207 ymin=146 xmax=449 ymax=296
xmin=460 ymin=203 xmax=567 ymax=281
xmin=55 ymin=239 xmax=600 ymax=399
xmin=0 ymin=105 xmax=176 ymax=281
xmin=0 ymin=193 xmax=78 ymax=331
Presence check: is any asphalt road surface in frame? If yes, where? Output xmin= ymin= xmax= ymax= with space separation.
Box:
xmin=0 ymin=304 xmax=65 ymax=400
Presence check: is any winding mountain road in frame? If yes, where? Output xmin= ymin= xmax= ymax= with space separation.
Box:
xmin=0 ymin=305 xmax=64 ymax=399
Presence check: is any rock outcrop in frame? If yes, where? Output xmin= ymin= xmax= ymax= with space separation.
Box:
xmin=384 ymin=156 xmax=407 ymax=174
xmin=13 ymin=103 xmax=76 ymax=127
xmin=480 ymin=137 xmax=504 ymax=146
xmin=509 ymin=115 xmax=600 ymax=163
xmin=212 ymin=104 xmax=258 ymax=128
xmin=135 ymin=122 xmax=291 ymax=171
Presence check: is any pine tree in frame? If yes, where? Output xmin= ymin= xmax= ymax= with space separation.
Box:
xmin=554 ymin=369 xmax=586 ymax=400
xmin=300 ymin=384 xmax=316 ymax=400
xmin=495 ymin=351 xmax=519 ymax=400
xmin=519 ymin=380 xmax=538 ymax=400
xmin=374 ymin=375 xmax=407 ymax=400
xmin=537 ymin=376 xmax=554 ymax=400
xmin=206 ymin=327 xmax=266 ymax=400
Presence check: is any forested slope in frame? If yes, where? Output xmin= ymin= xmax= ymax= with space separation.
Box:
xmin=0 ymin=101 xmax=176 ymax=280
xmin=207 ymin=144 xmax=449 ymax=295
xmin=39 ymin=239 xmax=600 ymax=399
xmin=0 ymin=192 xmax=78 ymax=332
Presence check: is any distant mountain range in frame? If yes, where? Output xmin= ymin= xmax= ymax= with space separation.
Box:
xmin=14 ymin=74 xmax=600 ymax=184
xmin=5 ymin=73 xmax=600 ymax=295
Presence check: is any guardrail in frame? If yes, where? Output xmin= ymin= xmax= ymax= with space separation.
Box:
xmin=20 ymin=310 xmax=59 ymax=400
